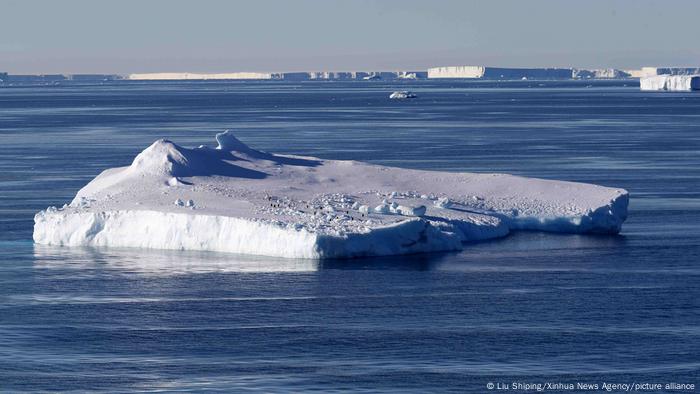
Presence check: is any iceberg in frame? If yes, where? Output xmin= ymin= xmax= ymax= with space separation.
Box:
xmin=640 ymin=75 xmax=700 ymax=91
xmin=389 ymin=91 xmax=417 ymax=99
xmin=34 ymin=132 xmax=628 ymax=259
xmin=397 ymin=72 xmax=419 ymax=80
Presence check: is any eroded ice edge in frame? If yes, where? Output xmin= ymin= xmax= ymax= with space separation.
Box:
xmin=34 ymin=132 xmax=629 ymax=259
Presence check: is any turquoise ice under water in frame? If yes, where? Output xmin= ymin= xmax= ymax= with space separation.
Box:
xmin=0 ymin=80 xmax=699 ymax=392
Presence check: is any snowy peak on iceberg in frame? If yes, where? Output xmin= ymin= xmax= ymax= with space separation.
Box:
xmin=215 ymin=130 xmax=256 ymax=153
xmin=124 ymin=131 xmax=320 ymax=180
xmin=211 ymin=130 xmax=322 ymax=169
xmin=127 ymin=133 xmax=271 ymax=179
xmin=130 ymin=139 xmax=191 ymax=177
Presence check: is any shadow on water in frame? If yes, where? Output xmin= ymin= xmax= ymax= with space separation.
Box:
xmin=318 ymin=251 xmax=457 ymax=271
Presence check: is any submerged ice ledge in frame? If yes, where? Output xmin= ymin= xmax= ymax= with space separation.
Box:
xmin=34 ymin=131 xmax=629 ymax=259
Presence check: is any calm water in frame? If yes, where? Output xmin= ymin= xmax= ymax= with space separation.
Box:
xmin=1 ymin=80 xmax=699 ymax=392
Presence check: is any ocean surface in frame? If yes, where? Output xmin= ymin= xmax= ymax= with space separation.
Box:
xmin=1 ymin=80 xmax=699 ymax=392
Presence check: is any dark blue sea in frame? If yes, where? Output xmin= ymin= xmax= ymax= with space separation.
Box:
xmin=1 ymin=80 xmax=699 ymax=393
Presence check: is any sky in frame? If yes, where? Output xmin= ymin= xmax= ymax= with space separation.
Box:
xmin=1 ymin=0 xmax=699 ymax=74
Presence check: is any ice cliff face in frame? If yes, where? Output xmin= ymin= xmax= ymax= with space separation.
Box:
xmin=128 ymin=72 xmax=278 ymax=80
xmin=572 ymin=68 xmax=631 ymax=79
xmin=34 ymin=132 xmax=629 ymax=259
xmin=640 ymin=75 xmax=700 ymax=91
xmin=427 ymin=66 xmax=486 ymax=79
xmin=291 ymin=71 xmax=426 ymax=80
xmin=428 ymin=66 xmax=576 ymax=80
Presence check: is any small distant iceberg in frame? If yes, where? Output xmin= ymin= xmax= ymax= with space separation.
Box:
xmin=397 ymin=72 xmax=418 ymax=80
xmin=640 ymin=75 xmax=700 ymax=91
xmin=363 ymin=73 xmax=381 ymax=80
xmin=389 ymin=91 xmax=417 ymax=99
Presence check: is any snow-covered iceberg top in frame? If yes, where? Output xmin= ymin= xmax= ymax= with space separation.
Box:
xmin=640 ymin=75 xmax=700 ymax=91
xmin=34 ymin=131 xmax=629 ymax=259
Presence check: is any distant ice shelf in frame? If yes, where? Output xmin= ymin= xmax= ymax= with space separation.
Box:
xmin=640 ymin=75 xmax=700 ymax=91
xmin=9 ymin=66 xmax=700 ymax=84
xmin=426 ymin=66 xmax=636 ymax=80
xmin=128 ymin=72 xmax=276 ymax=80
xmin=34 ymin=132 xmax=629 ymax=259
xmin=427 ymin=66 xmax=574 ymax=79
xmin=127 ymin=71 xmax=428 ymax=81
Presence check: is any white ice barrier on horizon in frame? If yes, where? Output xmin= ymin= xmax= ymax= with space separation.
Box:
xmin=640 ymin=75 xmax=700 ymax=91
xmin=427 ymin=66 xmax=573 ymax=80
xmin=572 ymin=68 xmax=631 ymax=79
xmin=127 ymin=71 xmax=429 ymax=81
xmin=128 ymin=72 xmax=277 ymax=80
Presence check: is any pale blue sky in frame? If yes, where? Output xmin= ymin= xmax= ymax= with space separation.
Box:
xmin=2 ymin=0 xmax=699 ymax=74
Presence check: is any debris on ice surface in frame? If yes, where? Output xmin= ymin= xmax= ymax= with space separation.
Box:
xmin=389 ymin=91 xmax=417 ymax=99
xmin=374 ymin=203 xmax=391 ymax=214
xmin=393 ymin=205 xmax=426 ymax=217
xmin=640 ymin=75 xmax=700 ymax=91
xmin=34 ymin=132 xmax=629 ymax=259
xmin=434 ymin=197 xmax=452 ymax=209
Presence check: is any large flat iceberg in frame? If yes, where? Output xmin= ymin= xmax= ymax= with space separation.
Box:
xmin=34 ymin=132 xmax=628 ymax=259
